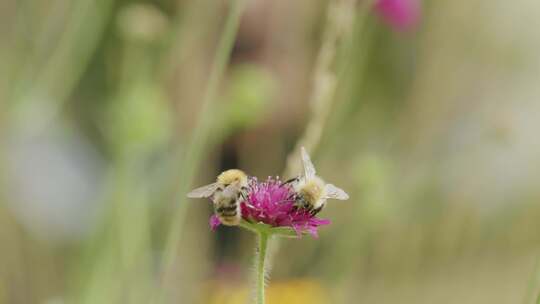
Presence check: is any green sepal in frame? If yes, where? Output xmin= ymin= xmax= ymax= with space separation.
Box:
xmin=239 ymin=220 xmax=299 ymax=238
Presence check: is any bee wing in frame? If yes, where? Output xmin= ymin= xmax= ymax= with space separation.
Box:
xmin=187 ymin=183 xmax=220 ymax=198
xmin=301 ymin=147 xmax=317 ymax=179
xmin=221 ymin=185 xmax=238 ymax=197
xmin=324 ymin=184 xmax=349 ymax=200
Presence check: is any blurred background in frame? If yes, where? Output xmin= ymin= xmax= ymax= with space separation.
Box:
xmin=1 ymin=0 xmax=540 ymax=303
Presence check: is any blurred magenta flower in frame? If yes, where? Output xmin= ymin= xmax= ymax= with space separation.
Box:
xmin=210 ymin=178 xmax=330 ymax=237
xmin=374 ymin=0 xmax=420 ymax=31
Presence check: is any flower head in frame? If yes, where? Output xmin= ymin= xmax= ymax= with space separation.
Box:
xmin=374 ymin=0 xmax=420 ymax=32
xmin=210 ymin=177 xmax=330 ymax=238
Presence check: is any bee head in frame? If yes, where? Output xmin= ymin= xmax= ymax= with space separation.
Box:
xmin=217 ymin=169 xmax=248 ymax=188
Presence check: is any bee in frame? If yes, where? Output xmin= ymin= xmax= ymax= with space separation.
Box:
xmin=285 ymin=147 xmax=349 ymax=215
xmin=187 ymin=169 xmax=249 ymax=226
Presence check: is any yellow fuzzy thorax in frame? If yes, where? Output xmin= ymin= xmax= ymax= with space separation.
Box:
xmin=299 ymin=178 xmax=325 ymax=203
xmin=217 ymin=169 xmax=248 ymax=186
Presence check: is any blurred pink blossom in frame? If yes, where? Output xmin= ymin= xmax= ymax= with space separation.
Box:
xmin=374 ymin=0 xmax=420 ymax=31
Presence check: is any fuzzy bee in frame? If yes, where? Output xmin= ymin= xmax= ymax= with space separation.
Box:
xmin=187 ymin=169 xmax=249 ymax=226
xmin=285 ymin=147 xmax=349 ymax=215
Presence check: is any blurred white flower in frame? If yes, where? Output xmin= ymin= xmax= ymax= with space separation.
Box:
xmin=4 ymin=122 xmax=106 ymax=242
xmin=442 ymin=96 xmax=540 ymax=211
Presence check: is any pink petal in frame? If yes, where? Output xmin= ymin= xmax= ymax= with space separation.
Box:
xmin=307 ymin=226 xmax=319 ymax=238
xmin=311 ymin=218 xmax=331 ymax=226
xmin=291 ymin=224 xmax=303 ymax=237
xmin=209 ymin=215 xmax=222 ymax=231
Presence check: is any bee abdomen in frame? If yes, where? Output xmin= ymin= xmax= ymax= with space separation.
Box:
xmin=216 ymin=205 xmax=238 ymax=213
xmin=215 ymin=199 xmax=241 ymax=226
xmin=218 ymin=212 xmax=241 ymax=225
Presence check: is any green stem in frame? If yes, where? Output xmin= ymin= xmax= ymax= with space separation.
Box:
xmin=283 ymin=0 xmax=360 ymax=178
xmin=157 ymin=0 xmax=247 ymax=299
xmin=256 ymin=232 xmax=269 ymax=304
xmin=524 ymin=253 xmax=540 ymax=304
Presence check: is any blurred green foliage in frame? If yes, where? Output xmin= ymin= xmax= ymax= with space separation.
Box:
xmin=225 ymin=64 xmax=275 ymax=131
xmin=1 ymin=0 xmax=540 ymax=304
xmin=106 ymin=83 xmax=171 ymax=156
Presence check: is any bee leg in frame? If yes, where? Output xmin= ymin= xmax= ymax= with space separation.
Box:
xmin=238 ymin=191 xmax=247 ymax=201
xmin=282 ymin=177 xmax=300 ymax=185
xmin=291 ymin=198 xmax=302 ymax=211
xmin=310 ymin=205 xmax=324 ymax=216
xmin=287 ymin=192 xmax=297 ymax=201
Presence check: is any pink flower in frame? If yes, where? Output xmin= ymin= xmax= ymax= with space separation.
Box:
xmin=210 ymin=178 xmax=330 ymax=238
xmin=209 ymin=215 xmax=222 ymax=231
xmin=374 ymin=0 xmax=420 ymax=31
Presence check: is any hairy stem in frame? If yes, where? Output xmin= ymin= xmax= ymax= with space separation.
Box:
xmin=256 ymin=232 xmax=269 ymax=304
xmin=283 ymin=0 xmax=360 ymax=178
